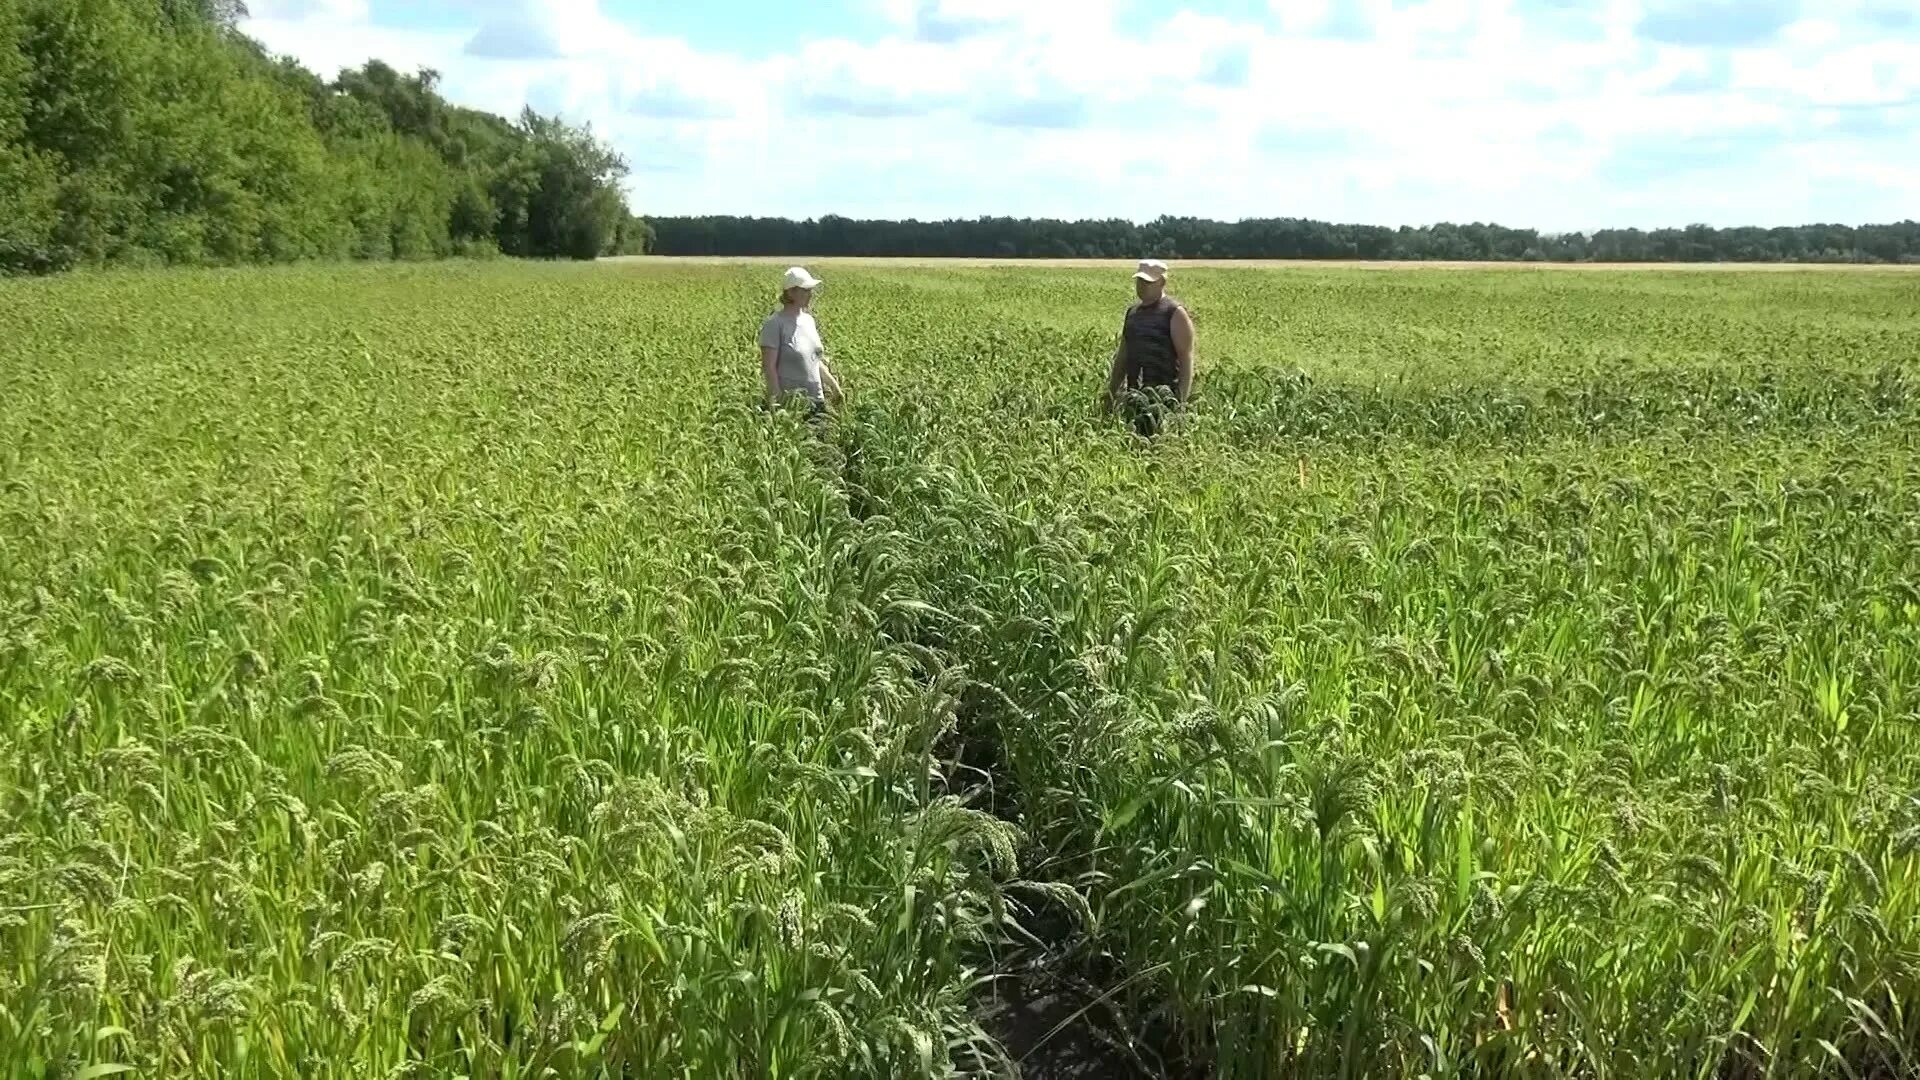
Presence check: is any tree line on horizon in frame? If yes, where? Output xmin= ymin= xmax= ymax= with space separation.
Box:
xmin=648 ymin=214 xmax=1920 ymax=265
xmin=0 ymin=0 xmax=649 ymax=275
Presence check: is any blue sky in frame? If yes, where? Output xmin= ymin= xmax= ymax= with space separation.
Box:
xmin=242 ymin=0 xmax=1920 ymax=230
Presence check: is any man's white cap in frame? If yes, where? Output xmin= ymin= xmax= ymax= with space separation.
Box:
xmin=784 ymin=266 xmax=823 ymax=290
xmin=1133 ymin=259 xmax=1169 ymax=283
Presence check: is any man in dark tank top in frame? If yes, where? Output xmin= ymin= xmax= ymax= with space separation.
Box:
xmin=1101 ymin=259 xmax=1196 ymax=436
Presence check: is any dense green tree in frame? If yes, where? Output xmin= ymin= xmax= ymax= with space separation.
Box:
xmin=0 ymin=1 xmax=64 ymax=271
xmin=502 ymin=109 xmax=629 ymax=260
xmin=613 ymin=214 xmax=655 ymax=255
xmin=0 ymin=0 xmax=639 ymax=274
xmin=160 ymin=0 xmax=247 ymax=31
xmin=646 ymin=214 xmax=1920 ymax=265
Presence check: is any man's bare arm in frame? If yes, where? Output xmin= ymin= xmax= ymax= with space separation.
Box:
xmin=1103 ymin=335 xmax=1127 ymax=410
xmin=1171 ymin=306 xmax=1196 ymax=403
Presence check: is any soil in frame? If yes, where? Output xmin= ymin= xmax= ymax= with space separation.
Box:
xmin=968 ymin=930 xmax=1208 ymax=1080
xmin=823 ymin=417 xmax=1205 ymax=1079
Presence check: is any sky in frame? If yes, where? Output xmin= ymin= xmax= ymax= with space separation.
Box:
xmin=238 ymin=0 xmax=1920 ymax=231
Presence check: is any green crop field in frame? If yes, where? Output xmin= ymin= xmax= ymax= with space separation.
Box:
xmin=2 ymin=260 xmax=1918 ymax=1078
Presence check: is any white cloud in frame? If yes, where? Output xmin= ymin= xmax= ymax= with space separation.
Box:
xmin=238 ymin=0 xmax=1920 ymax=230
xmin=1268 ymin=0 xmax=1334 ymax=35
xmin=246 ymin=0 xmax=368 ymax=19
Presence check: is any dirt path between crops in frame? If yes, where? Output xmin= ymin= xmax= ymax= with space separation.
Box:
xmin=825 ymin=418 xmax=1195 ymax=1079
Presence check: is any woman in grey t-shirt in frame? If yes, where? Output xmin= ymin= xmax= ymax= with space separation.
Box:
xmin=759 ymin=266 xmax=844 ymax=413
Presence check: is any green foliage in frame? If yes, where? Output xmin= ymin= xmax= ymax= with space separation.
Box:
xmin=495 ymin=109 xmax=630 ymax=261
xmin=159 ymin=0 xmax=248 ymax=31
xmin=2 ymin=261 xmax=1917 ymax=1077
xmin=0 ymin=0 xmax=636 ymax=275
xmin=0 ymin=2 xmax=64 ymax=271
xmin=650 ymin=213 xmax=1920 ymax=264
xmin=612 ymin=214 xmax=656 ymax=256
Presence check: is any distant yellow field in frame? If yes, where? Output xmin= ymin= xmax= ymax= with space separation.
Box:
xmin=611 ymin=254 xmax=1920 ymax=272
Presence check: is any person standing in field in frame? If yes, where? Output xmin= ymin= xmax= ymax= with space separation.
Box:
xmin=759 ymin=266 xmax=844 ymax=415
xmin=1102 ymin=259 xmax=1195 ymax=436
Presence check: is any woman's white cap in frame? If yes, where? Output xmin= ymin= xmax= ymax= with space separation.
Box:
xmin=784 ymin=266 xmax=823 ymax=290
